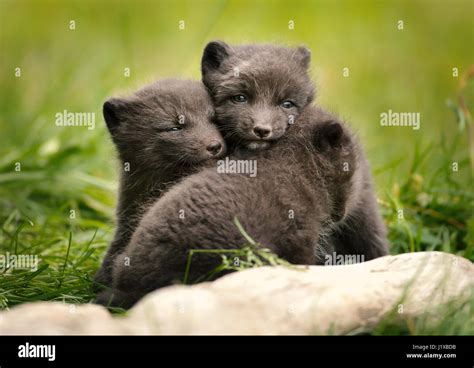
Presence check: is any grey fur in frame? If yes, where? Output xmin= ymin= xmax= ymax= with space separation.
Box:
xmin=201 ymin=41 xmax=314 ymax=152
xmin=94 ymin=79 xmax=226 ymax=289
xmin=201 ymin=41 xmax=388 ymax=266
xmin=326 ymin=149 xmax=389 ymax=261
xmin=95 ymin=43 xmax=389 ymax=309
xmin=96 ymin=106 xmax=363 ymax=308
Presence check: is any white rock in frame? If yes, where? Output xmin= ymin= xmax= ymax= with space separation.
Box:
xmin=0 ymin=302 xmax=129 ymax=335
xmin=0 ymin=252 xmax=472 ymax=335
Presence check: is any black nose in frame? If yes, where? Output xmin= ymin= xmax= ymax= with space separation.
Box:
xmin=253 ymin=126 xmax=271 ymax=139
xmin=206 ymin=140 xmax=223 ymax=156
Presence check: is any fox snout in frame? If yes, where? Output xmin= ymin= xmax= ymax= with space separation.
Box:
xmin=206 ymin=140 xmax=224 ymax=157
xmin=249 ymin=108 xmax=286 ymax=141
xmin=252 ymin=125 xmax=272 ymax=139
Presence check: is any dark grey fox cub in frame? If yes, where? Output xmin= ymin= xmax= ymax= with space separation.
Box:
xmin=201 ymin=41 xmax=315 ymax=152
xmin=96 ymin=107 xmax=359 ymax=308
xmin=94 ymin=79 xmax=225 ymax=288
xmin=201 ymin=40 xmax=388 ymax=263
xmin=95 ymin=43 xmax=389 ymax=308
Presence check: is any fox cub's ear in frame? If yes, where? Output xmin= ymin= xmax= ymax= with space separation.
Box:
xmin=103 ymin=98 xmax=129 ymax=134
xmin=295 ymin=46 xmax=311 ymax=69
xmin=201 ymin=40 xmax=231 ymax=75
xmin=313 ymin=120 xmax=349 ymax=152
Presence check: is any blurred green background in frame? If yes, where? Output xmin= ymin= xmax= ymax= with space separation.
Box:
xmin=0 ymin=0 xmax=473 ymax=318
xmin=1 ymin=0 xmax=473 ymax=195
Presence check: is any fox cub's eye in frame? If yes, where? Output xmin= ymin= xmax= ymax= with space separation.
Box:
xmin=280 ymin=100 xmax=296 ymax=109
xmin=167 ymin=126 xmax=183 ymax=132
xmin=232 ymin=94 xmax=248 ymax=103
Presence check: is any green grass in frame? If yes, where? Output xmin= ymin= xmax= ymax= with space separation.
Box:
xmin=2 ymin=104 xmax=472 ymax=328
xmin=182 ymin=218 xmax=295 ymax=284
xmin=371 ymin=294 xmax=474 ymax=336
xmin=0 ymin=0 xmax=473 ymax=334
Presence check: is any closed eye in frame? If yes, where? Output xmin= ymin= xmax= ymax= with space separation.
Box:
xmin=165 ymin=126 xmax=183 ymax=132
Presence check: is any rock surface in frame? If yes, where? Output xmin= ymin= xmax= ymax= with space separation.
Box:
xmin=0 ymin=251 xmax=472 ymax=335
